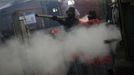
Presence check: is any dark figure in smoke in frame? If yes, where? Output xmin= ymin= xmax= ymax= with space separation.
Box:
xmin=87 ymin=10 xmax=101 ymax=25
xmin=51 ymin=7 xmax=79 ymax=31
xmin=80 ymin=10 xmax=101 ymax=26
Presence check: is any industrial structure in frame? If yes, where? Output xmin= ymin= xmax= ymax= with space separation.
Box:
xmin=0 ymin=0 xmax=107 ymax=40
xmin=0 ymin=0 xmax=134 ymax=75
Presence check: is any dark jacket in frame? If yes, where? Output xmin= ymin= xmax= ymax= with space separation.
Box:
xmin=52 ymin=16 xmax=79 ymax=31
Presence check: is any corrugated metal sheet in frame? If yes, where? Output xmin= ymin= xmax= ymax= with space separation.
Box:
xmin=0 ymin=0 xmax=63 ymax=32
xmin=0 ymin=1 xmax=43 ymax=32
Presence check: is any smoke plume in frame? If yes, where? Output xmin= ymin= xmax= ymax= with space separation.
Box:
xmin=0 ymin=23 xmax=121 ymax=75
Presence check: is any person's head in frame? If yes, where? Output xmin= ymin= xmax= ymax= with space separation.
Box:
xmin=66 ymin=7 xmax=76 ymax=18
xmin=88 ymin=10 xmax=97 ymax=20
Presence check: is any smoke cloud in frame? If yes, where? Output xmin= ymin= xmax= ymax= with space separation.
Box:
xmin=0 ymin=23 xmax=121 ymax=75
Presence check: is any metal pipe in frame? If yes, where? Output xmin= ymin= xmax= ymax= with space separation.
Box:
xmin=35 ymin=14 xmax=65 ymax=19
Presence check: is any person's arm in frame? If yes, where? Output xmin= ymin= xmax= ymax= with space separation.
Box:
xmin=56 ymin=18 xmax=67 ymax=25
xmin=51 ymin=16 xmax=66 ymax=25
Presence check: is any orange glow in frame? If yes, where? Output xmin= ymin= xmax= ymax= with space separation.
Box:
xmin=79 ymin=18 xmax=89 ymax=25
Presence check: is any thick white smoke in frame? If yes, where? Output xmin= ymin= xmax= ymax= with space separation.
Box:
xmin=0 ymin=23 xmax=121 ymax=75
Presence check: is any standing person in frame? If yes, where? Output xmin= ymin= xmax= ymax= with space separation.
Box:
xmin=80 ymin=10 xmax=101 ymax=27
xmin=51 ymin=7 xmax=79 ymax=31
xmin=87 ymin=10 xmax=101 ymax=24
xmin=61 ymin=0 xmax=80 ymax=19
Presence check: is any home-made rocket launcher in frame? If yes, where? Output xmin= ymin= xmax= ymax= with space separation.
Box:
xmin=35 ymin=14 xmax=65 ymax=19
